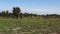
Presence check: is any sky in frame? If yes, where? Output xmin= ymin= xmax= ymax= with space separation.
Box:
xmin=0 ymin=0 xmax=60 ymax=15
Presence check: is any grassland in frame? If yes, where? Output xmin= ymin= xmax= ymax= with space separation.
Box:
xmin=0 ymin=17 xmax=60 ymax=34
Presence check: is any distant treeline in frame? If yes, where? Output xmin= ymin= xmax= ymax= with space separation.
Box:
xmin=0 ymin=12 xmax=38 ymax=18
xmin=0 ymin=7 xmax=60 ymax=18
xmin=41 ymin=14 xmax=60 ymax=18
xmin=0 ymin=7 xmax=39 ymax=18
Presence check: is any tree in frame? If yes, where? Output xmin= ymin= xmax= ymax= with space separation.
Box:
xmin=5 ymin=10 xmax=9 ymax=17
xmin=20 ymin=13 xmax=22 ymax=19
xmin=1 ymin=11 xmax=6 ymax=17
xmin=12 ymin=7 xmax=21 ymax=18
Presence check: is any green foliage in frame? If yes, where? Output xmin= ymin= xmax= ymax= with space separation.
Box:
xmin=0 ymin=7 xmax=60 ymax=34
xmin=0 ymin=17 xmax=60 ymax=34
xmin=12 ymin=7 xmax=21 ymax=18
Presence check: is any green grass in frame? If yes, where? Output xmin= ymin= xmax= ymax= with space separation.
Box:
xmin=0 ymin=17 xmax=60 ymax=34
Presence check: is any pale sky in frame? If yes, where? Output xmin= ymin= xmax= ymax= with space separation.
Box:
xmin=0 ymin=0 xmax=60 ymax=15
